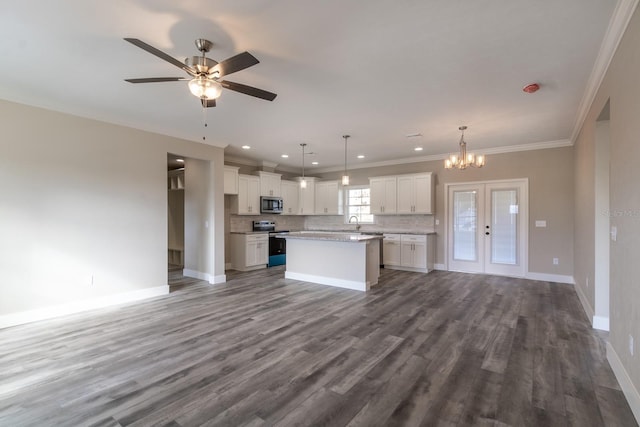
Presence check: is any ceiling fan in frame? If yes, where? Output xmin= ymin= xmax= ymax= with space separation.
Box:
xmin=123 ymin=38 xmax=277 ymax=108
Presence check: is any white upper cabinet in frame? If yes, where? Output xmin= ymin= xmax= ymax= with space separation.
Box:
xmin=396 ymin=172 xmax=433 ymax=214
xmin=280 ymin=180 xmax=299 ymax=215
xmin=298 ymin=177 xmax=317 ymax=215
xmin=315 ymin=181 xmax=343 ymax=215
xmin=236 ymin=174 xmax=261 ymax=215
xmin=258 ymin=171 xmax=281 ymax=197
xmin=224 ymin=166 xmax=239 ymax=195
xmin=369 ymin=176 xmax=397 ymax=215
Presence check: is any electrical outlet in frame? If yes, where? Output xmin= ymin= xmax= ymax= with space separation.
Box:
xmin=435 ymin=219 xmax=440 ymax=225
xmin=630 ymin=335 xmax=635 ymax=356
xmin=553 ymin=258 xmax=559 ymax=265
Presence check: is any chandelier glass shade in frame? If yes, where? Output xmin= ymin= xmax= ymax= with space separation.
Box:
xmin=188 ymin=76 xmax=222 ymax=99
xmin=444 ymin=126 xmax=485 ymax=170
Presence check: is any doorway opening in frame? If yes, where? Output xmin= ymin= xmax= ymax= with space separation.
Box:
xmin=167 ymin=154 xmax=185 ymax=276
xmin=593 ymin=100 xmax=610 ymax=330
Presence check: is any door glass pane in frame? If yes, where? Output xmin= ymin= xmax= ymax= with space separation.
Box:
xmin=453 ymin=191 xmax=477 ymax=261
xmin=491 ymin=189 xmax=517 ymax=265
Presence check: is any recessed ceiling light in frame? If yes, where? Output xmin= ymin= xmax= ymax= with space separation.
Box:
xmin=414 ymin=147 xmax=423 ymax=152
xmin=176 ymin=158 xmax=184 ymax=163
xmin=357 ymin=154 xmax=365 ymax=159
xmin=311 ymin=161 xmax=319 ymax=165
xmin=241 ymin=145 xmax=251 ymax=150
xmin=281 ymin=154 xmax=289 ymax=158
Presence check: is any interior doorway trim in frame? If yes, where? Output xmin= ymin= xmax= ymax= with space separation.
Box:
xmin=443 ymin=178 xmax=529 ymax=277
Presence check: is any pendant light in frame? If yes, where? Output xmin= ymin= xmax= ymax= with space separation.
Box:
xmin=444 ymin=126 xmax=486 ymax=170
xmin=341 ymin=135 xmax=351 ymax=186
xmin=300 ymin=143 xmax=307 ymax=189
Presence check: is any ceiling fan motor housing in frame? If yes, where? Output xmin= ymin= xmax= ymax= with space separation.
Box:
xmin=187 ymin=56 xmax=218 ymax=75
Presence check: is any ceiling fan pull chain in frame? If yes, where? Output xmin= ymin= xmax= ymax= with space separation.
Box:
xmin=202 ymin=103 xmax=208 ymax=141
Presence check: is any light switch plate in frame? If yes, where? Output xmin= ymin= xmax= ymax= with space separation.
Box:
xmin=611 ymin=226 xmax=617 ymax=241
xmin=535 ymin=220 xmax=547 ymax=227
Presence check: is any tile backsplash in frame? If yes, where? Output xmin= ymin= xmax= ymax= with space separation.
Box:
xmin=229 ymin=214 xmax=434 ymax=233
xmin=229 ymin=214 xmax=305 ymax=232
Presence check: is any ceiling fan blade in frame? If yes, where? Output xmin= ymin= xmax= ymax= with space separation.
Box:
xmin=124 ymin=38 xmax=196 ymax=75
xmin=211 ymin=52 xmax=259 ymax=77
xmin=201 ymin=98 xmax=217 ymax=108
xmin=125 ymin=77 xmax=188 ymax=83
xmin=220 ymin=80 xmax=277 ymax=101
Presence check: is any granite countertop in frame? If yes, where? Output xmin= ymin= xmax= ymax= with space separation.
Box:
xmin=305 ymin=229 xmax=436 ymax=235
xmin=230 ymin=231 xmax=269 ymax=235
xmin=278 ymin=231 xmax=383 ymax=242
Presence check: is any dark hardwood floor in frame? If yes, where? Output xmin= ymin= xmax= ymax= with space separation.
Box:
xmin=0 ymin=267 xmax=637 ymax=426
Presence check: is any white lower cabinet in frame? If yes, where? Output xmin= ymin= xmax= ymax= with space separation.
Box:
xmin=383 ymin=233 xmax=434 ymax=273
xmin=230 ymin=233 xmax=268 ymax=271
xmin=383 ymin=234 xmax=402 ymax=267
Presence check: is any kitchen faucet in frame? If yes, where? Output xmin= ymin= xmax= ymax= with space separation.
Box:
xmin=348 ymin=215 xmax=361 ymax=231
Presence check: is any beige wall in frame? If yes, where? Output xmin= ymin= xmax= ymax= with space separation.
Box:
xmin=0 ymin=99 xmax=225 ymax=318
xmin=314 ymin=146 xmax=574 ymax=276
xmin=574 ymin=4 xmax=640 ymax=403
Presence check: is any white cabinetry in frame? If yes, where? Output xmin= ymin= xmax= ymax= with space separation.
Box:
xmin=298 ymin=177 xmax=317 ymax=215
xmin=315 ymin=180 xmax=342 ymax=215
xmin=230 ymin=233 xmax=268 ymax=271
xmin=396 ymin=172 xmax=433 ymax=214
xmin=400 ymin=235 xmax=428 ymax=270
xmin=168 ymin=169 xmax=185 ymax=190
xmin=281 ymin=180 xmax=299 ymax=215
xmin=235 ymin=174 xmax=260 ymax=215
xmin=382 ymin=234 xmax=402 ymax=267
xmin=369 ymin=176 xmax=397 ymax=214
xmin=383 ymin=233 xmax=434 ymax=273
xmin=224 ymin=166 xmax=239 ymax=195
xmin=258 ymin=171 xmax=281 ymax=197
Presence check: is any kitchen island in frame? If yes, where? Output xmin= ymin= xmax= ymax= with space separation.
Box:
xmin=278 ymin=232 xmax=382 ymax=291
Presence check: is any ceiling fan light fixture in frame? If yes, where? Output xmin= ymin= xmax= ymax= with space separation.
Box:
xmin=188 ymin=76 xmax=222 ymax=99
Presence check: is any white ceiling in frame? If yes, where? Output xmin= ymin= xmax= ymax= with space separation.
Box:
xmin=0 ymin=0 xmax=622 ymax=171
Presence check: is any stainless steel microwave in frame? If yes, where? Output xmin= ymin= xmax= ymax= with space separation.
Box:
xmin=260 ymin=196 xmax=283 ymax=214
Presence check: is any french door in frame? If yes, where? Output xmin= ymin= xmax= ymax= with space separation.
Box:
xmin=447 ymin=180 xmax=528 ymax=277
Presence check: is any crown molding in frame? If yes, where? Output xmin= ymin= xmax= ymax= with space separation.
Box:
xmin=224 ymin=155 xmax=301 ymax=174
xmin=571 ymin=0 xmax=639 ymax=142
xmin=311 ymin=139 xmax=572 ymax=173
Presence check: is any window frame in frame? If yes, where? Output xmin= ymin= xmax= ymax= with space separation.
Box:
xmin=343 ymin=185 xmax=374 ymax=224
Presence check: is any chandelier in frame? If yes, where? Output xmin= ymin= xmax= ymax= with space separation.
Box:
xmin=444 ymin=126 xmax=485 ymax=170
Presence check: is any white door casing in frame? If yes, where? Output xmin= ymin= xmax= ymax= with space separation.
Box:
xmin=445 ymin=179 xmax=528 ymax=277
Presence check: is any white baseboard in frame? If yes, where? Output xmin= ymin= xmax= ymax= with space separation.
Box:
xmin=607 ymin=341 xmax=640 ymax=424
xmin=434 ymin=263 xmax=446 ymax=270
xmin=183 ymin=269 xmax=210 ymax=281
xmin=0 ymin=285 xmax=169 ymax=329
xmin=183 ymin=269 xmax=226 ymax=285
xmin=525 ymin=272 xmax=575 ymax=284
xmin=285 ymin=271 xmax=369 ymax=292
xmin=592 ymin=315 xmax=610 ymax=331
xmin=211 ymin=274 xmax=227 ymax=285
xmin=573 ymin=281 xmax=595 ymax=325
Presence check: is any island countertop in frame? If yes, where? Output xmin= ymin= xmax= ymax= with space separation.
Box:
xmin=278 ymin=231 xmax=383 ymax=242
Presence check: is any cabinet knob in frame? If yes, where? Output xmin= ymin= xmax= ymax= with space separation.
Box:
xmin=485 ymin=232 xmax=490 ymax=235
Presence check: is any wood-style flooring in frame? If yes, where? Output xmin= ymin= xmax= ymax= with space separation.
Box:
xmin=0 ymin=267 xmax=637 ymax=426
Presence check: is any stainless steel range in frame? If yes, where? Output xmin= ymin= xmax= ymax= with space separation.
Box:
xmin=252 ymin=221 xmax=289 ymax=267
